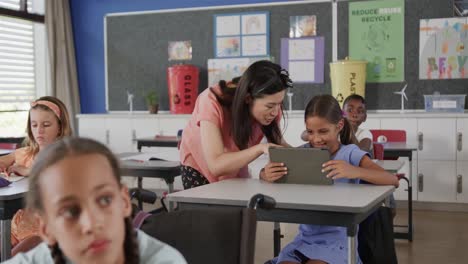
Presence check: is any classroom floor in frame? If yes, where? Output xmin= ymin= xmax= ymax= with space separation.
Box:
xmin=254 ymin=209 xmax=468 ymax=264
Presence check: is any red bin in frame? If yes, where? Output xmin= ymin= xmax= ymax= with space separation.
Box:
xmin=167 ymin=65 xmax=199 ymax=114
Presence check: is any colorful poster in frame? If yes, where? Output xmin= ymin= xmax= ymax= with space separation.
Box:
xmin=349 ymin=0 xmax=404 ymax=83
xmin=419 ymin=17 xmax=468 ymax=80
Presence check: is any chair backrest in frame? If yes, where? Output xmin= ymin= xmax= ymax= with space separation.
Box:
xmin=370 ymin=129 xmax=406 ymax=142
xmin=373 ymin=143 xmax=385 ymax=160
xmin=140 ymin=208 xmax=256 ymax=264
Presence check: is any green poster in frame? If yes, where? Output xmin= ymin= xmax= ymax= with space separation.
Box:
xmin=349 ymin=0 xmax=405 ymax=83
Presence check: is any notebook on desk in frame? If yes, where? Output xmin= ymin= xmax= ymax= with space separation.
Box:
xmin=269 ymin=147 xmax=333 ymax=185
xmin=0 ymin=172 xmax=25 ymax=182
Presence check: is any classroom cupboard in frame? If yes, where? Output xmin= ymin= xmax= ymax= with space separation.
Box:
xmin=78 ymin=112 xmax=468 ymax=204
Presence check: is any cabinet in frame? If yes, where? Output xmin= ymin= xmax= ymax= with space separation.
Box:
xmin=456 ymin=119 xmax=468 ymax=202
xmin=416 ymin=118 xmax=457 ymax=202
xmin=418 ymin=161 xmax=456 ymax=202
xmin=417 ymin=118 xmax=456 ymax=160
xmin=78 ymin=112 xmax=468 ymax=205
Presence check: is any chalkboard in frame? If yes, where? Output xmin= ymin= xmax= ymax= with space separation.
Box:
xmin=105 ymin=0 xmax=466 ymax=111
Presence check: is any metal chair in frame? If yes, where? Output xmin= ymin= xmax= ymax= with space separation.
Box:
xmin=137 ymin=194 xmax=275 ymax=264
xmin=373 ymin=142 xmax=413 ymax=242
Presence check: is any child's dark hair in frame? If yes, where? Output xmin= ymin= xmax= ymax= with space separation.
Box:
xmin=304 ymin=95 xmax=357 ymax=145
xmin=212 ymin=60 xmax=293 ymax=149
xmin=27 ymin=137 xmax=139 ymax=264
xmin=343 ymin=94 xmax=366 ymax=108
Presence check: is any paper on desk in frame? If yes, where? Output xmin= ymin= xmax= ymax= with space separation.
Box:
xmin=120 ymin=150 xmax=180 ymax=162
xmin=120 ymin=153 xmax=156 ymax=161
xmin=0 ymin=172 xmax=25 ymax=182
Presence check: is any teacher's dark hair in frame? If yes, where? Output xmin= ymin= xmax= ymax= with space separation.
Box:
xmin=212 ymin=60 xmax=293 ymax=149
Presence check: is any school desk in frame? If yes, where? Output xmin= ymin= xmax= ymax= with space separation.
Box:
xmin=119 ymin=152 xmax=180 ymax=209
xmin=0 ymin=178 xmax=28 ymax=261
xmin=167 ymin=178 xmax=394 ymax=264
xmin=0 ymin=149 xmax=13 ymax=156
xmin=378 ymin=141 xmax=417 ymax=241
xmin=136 ymin=136 xmax=180 ymax=152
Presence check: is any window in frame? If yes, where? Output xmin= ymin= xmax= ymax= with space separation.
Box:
xmin=0 ymin=0 xmax=45 ymax=137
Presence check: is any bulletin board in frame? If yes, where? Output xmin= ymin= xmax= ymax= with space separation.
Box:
xmin=105 ymin=0 xmax=467 ymax=111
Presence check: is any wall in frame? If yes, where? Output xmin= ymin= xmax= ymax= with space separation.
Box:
xmin=71 ymin=0 xmax=466 ymax=113
xmin=70 ymin=0 xmax=290 ymax=113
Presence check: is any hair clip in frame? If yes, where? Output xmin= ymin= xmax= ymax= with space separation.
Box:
xmin=279 ymin=69 xmax=293 ymax=89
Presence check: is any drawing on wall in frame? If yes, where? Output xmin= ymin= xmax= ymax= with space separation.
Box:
xmin=289 ymin=15 xmax=316 ymax=38
xmin=214 ymin=11 xmax=269 ymax=58
xmin=280 ymin=37 xmax=324 ymax=83
xmin=419 ymin=17 xmax=468 ymax=80
xmin=207 ymin=57 xmax=270 ymax=86
xmin=349 ymin=0 xmax=405 ymax=83
xmin=215 ymin=15 xmax=241 ymax=36
xmin=242 ymin=13 xmax=267 ymax=35
xmin=168 ymin=41 xmax=192 ymax=61
xmin=242 ymin=35 xmax=267 ymax=56
xmin=216 ymin=37 xmax=241 ymax=57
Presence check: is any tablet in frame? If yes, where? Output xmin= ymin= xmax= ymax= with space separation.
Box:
xmin=269 ymin=147 xmax=333 ymax=185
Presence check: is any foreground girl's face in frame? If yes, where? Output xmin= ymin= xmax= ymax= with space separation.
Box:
xmin=305 ymin=116 xmax=342 ymax=153
xmin=38 ymin=154 xmax=131 ymax=264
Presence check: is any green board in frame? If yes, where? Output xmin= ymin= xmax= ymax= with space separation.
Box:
xmin=349 ymin=0 xmax=405 ymax=83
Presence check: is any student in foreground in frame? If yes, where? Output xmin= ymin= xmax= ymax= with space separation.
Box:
xmin=268 ymin=95 xmax=398 ymax=264
xmin=4 ymin=137 xmax=186 ymax=264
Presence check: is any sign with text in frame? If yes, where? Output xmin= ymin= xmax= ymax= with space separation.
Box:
xmin=349 ymin=0 xmax=405 ymax=83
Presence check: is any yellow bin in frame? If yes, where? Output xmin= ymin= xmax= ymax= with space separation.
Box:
xmin=329 ymin=57 xmax=367 ymax=107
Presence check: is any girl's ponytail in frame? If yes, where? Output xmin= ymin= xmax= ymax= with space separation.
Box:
xmin=340 ymin=118 xmax=357 ymax=145
xmin=123 ymin=216 xmax=140 ymax=264
xmin=49 ymin=243 xmax=66 ymax=264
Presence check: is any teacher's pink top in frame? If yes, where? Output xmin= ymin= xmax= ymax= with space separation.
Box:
xmin=180 ymin=86 xmax=271 ymax=183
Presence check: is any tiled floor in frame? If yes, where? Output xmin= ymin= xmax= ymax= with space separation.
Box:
xmin=254 ymin=209 xmax=468 ymax=264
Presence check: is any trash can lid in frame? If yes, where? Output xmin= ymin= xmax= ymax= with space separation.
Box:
xmin=330 ymin=56 xmax=367 ymax=65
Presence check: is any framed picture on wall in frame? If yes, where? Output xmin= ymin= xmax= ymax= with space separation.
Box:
xmin=214 ymin=11 xmax=269 ymax=58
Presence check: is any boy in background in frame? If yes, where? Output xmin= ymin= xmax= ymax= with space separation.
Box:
xmin=342 ymin=94 xmax=373 ymax=153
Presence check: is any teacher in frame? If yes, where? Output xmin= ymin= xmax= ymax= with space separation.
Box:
xmin=179 ymin=60 xmax=293 ymax=189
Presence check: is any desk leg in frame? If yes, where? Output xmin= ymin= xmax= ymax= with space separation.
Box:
xmin=408 ymin=153 xmax=413 ymax=242
xmin=273 ymin=222 xmax=281 ymax=257
xmin=347 ymin=225 xmax=357 ymax=264
xmin=1 ymin=220 xmax=11 ymax=261
xmin=137 ymin=177 xmax=143 ymax=210
xmin=167 ymin=182 xmax=174 ymax=211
